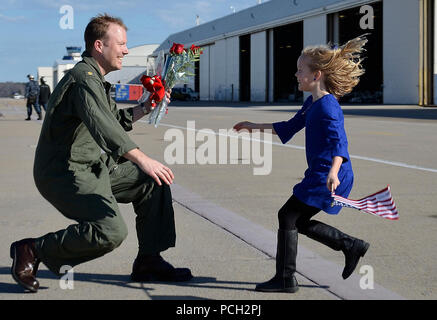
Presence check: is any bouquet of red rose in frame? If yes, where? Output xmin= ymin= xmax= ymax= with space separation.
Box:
xmin=139 ymin=42 xmax=203 ymax=127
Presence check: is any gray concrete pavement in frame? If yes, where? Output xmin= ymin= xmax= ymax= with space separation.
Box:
xmin=0 ymin=98 xmax=436 ymax=300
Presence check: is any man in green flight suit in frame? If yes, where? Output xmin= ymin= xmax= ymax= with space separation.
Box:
xmin=10 ymin=14 xmax=192 ymax=293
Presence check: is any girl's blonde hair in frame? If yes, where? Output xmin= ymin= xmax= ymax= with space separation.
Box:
xmin=302 ymin=35 xmax=368 ymax=99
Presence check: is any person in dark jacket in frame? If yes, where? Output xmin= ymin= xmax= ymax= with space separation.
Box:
xmin=38 ymin=77 xmax=51 ymax=112
xmin=25 ymin=74 xmax=42 ymax=120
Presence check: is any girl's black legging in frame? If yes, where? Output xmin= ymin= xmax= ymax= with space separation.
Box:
xmin=278 ymin=195 xmax=321 ymax=231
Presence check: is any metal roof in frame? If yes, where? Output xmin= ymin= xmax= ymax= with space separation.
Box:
xmin=154 ymin=0 xmax=376 ymax=53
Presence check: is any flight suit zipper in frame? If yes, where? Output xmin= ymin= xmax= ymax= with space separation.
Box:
xmin=109 ymin=164 xmax=118 ymax=174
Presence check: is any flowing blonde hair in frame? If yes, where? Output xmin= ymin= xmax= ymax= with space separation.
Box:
xmin=302 ymin=35 xmax=368 ymax=99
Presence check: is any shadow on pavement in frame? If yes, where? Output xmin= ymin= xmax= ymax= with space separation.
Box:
xmin=133 ymin=276 xmax=329 ymax=299
xmin=0 ymin=267 xmax=328 ymax=296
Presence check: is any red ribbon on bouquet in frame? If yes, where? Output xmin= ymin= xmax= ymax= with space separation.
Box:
xmin=140 ymin=75 xmax=166 ymax=107
xmin=331 ymin=185 xmax=399 ymax=220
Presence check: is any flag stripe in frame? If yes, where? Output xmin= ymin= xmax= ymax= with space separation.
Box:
xmin=335 ymin=200 xmax=397 ymax=211
xmin=332 ymin=185 xmax=399 ymax=220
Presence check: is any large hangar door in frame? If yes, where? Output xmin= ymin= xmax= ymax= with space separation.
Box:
xmin=273 ymin=21 xmax=303 ymax=102
xmin=330 ymin=2 xmax=383 ymax=104
xmin=194 ymin=60 xmax=199 ymax=94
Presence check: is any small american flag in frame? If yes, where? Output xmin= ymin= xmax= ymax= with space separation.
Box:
xmin=331 ymin=185 xmax=399 ymax=220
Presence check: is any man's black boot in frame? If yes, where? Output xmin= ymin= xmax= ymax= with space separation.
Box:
xmin=131 ymin=253 xmax=193 ymax=282
xmin=255 ymin=229 xmax=299 ymax=293
xmin=303 ymin=221 xmax=369 ymax=279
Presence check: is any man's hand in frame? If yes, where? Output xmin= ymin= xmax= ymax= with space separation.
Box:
xmin=137 ymin=155 xmax=174 ymax=186
xmin=164 ymin=89 xmax=171 ymax=105
xmin=123 ymin=148 xmax=174 ymax=186
xmin=133 ymin=89 xmax=172 ymax=122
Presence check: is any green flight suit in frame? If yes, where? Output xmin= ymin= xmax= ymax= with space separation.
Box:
xmin=32 ymin=52 xmax=176 ymax=275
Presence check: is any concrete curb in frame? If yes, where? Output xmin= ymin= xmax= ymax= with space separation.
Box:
xmin=171 ymin=183 xmax=406 ymax=300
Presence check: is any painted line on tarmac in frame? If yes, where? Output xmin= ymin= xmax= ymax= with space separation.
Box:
xmin=170 ymin=183 xmax=406 ymax=300
xmin=150 ymin=121 xmax=437 ymax=174
xmin=0 ymin=110 xmax=26 ymax=115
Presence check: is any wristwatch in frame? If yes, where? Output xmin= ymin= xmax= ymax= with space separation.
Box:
xmin=141 ymin=102 xmax=149 ymax=114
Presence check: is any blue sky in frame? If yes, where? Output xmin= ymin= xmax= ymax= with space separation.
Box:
xmin=0 ymin=0 xmax=261 ymax=82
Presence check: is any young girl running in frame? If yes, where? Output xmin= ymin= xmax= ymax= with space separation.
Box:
xmin=234 ymin=35 xmax=370 ymax=293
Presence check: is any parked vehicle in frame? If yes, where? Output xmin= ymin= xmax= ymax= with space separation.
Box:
xmin=12 ymin=92 xmax=25 ymax=99
xmin=171 ymin=87 xmax=199 ymax=101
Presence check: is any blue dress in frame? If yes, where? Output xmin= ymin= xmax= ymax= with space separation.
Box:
xmin=273 ymin=94 xmax=353 ymax=214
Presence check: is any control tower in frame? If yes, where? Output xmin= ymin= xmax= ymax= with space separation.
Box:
xmin=63 ymin=46 xmax=82 ymax=61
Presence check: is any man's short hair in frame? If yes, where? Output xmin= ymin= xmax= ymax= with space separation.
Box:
xmin=84 ymin=13 xmax=128 ymax=53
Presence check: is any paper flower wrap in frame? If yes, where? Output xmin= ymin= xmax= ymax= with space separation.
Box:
xmin=139 ymin=43 xmax=203 ymax=127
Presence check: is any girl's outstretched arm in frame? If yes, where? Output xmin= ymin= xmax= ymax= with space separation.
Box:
xmin=233 ymin=121 xmax=277 ymax=134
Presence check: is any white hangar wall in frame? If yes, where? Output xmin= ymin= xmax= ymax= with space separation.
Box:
xmin=199 ymin=13 xmax=332 ymax=103
xmin=165 ymin=0 xmax=429 ymax=105
xmin=303 ymin=14 xmax=328 ymax=101
xmin=200 ymin=37 xmax=239 ymax=101
xmin=383 ymin=0 xmax=420 ymax=104
xmin=250 ymin=31 xmax=267 ymax=102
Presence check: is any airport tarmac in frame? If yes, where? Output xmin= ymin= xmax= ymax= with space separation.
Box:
xmin=0 ymin=98 xmax=436 ymax=301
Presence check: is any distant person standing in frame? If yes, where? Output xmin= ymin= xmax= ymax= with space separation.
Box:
xmin=39 ymin=77 xmax=51 ymax=113
xmin=25 ymin=74 xmax=42 ymax=120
